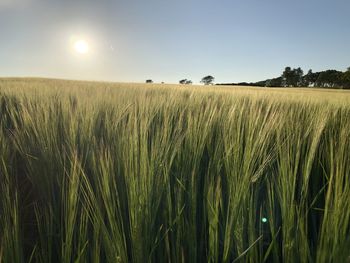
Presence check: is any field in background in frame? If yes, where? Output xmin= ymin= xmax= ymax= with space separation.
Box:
xmin=1 ymin=78 xmax=350 ymax=262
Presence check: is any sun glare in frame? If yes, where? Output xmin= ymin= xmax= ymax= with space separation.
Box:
xmin=74 ymin=40 xmax=89 ymax=54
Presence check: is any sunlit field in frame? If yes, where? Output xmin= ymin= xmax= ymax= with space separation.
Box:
xmin=1 ymin=78 xmax=350 ymax=263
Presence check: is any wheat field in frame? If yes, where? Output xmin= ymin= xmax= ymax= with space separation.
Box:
xmin=1 ymin=78 xmax=350 ymax=262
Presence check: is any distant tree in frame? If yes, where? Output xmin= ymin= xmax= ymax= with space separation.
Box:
xmin=254 ymin=80 xmax=267 ymax=87
xmin=315 ymin=72 xmax=327 ymax=87
xmin=282 ymin=67 xmax=303 ymax=87
xmin=282 ymin=67 xmax=292 ymax=86
xmin=265 ymin=77 xmax=282 ymax=87
xmin=307 ymin=69 xmax=313 ymax=75
xmin=316 ymin=70 xmax=343 ymax=88
xmin=304 ymin=70 xmax=321 ymax=87
xmin=218 ymin=67 xmax=349 ymax=89
xmin=179 ymin=79 xmax=192 ymax=85
xmin=294 ymin=67 xmax=304 ymax=87
xmin=304 ymin=69 xmax=314 ymax=86
xmin=200 ymin=75 xmax=215 ymax=85
xmin=341 ymin=67 xmax=350 ymax=89
xmin=146 ymin=79 xmax=153 ymax=83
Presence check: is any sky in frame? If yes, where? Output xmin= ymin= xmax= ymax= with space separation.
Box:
xmin=0 ymin=0 xmax=349 ymax=84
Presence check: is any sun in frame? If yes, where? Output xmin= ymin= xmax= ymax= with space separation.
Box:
xmin=74 ymin=40 xmax=89 ymax=54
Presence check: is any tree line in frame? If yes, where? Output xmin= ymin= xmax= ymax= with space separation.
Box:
xmin=217 ymin=67 xmax=350 ymax=89
xmin=146 ymin=75 xmax=215 ymax=85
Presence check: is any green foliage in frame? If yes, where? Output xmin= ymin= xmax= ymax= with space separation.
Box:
xmin=200 ymin=76 xmax=215 ymax=85
xmin=282 ymin=67 xmax=304 ymax=87
xmin=1 ymin=79 xmax=350 ymax=262
xmin=265 ymin=77 xmax=282 ymax=87
xmin=342 ymin=68 xmax=350 ymax=88
xmin=315 ymin=70 xmax=343 ymax=88
xmin=179 ymin=79 xmax=192 ymax=85
xmin=220 ymin=67 xmax=350 ymax=89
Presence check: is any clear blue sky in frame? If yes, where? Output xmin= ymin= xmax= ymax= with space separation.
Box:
xmin=0 ymin=0 xmax=349 ymax=84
